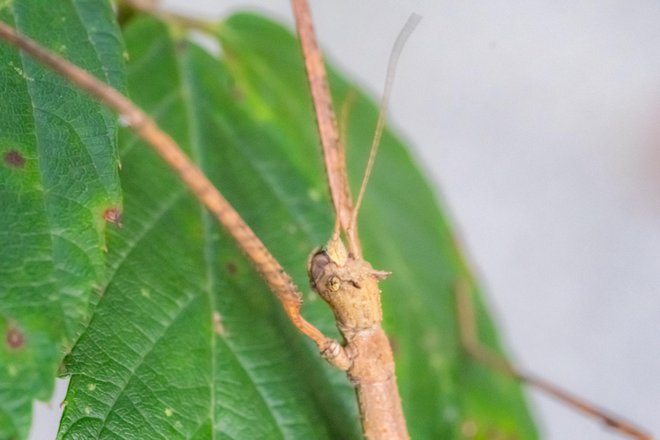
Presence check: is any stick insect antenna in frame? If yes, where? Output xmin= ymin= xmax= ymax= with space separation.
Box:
xmin=349 ymin=13 xmax=422 ymax=235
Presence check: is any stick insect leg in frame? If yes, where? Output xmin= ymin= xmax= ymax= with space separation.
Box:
xmin=453 ymin=281 xmax=653 ymax=440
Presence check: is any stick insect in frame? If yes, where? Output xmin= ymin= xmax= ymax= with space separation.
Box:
xmin=0 ymin=0 xmax=653 ymax=438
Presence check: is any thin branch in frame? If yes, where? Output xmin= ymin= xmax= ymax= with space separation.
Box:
xmin=454 ymin=281 xmax=653 ymax=440
xmin=290 ymin=0 xmax=358 ymax=255
xmin=0 ymin=20 xmax=338 ymax=354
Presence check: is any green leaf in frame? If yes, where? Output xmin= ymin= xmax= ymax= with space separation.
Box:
xmin=58 ymin=17 xmax=360 ymax=439
xmin=0 ymin=1 xmax=124 ymax=438
xmin=55 ymin=10 xmax=537 ymax=440
xmin=218 ymin=13 xmax=539 ymax=439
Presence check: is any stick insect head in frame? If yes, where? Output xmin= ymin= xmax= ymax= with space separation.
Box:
xmin=307 ymin=237 xmax=389 ymax=336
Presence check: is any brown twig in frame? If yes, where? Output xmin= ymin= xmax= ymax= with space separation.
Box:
xmin=0 ymin=21 xmax=341 ymax=355
xmin=454 ymin=281 xmax=653 ymax=440
xmin=290 ymin=0 xmax=358 ymax=255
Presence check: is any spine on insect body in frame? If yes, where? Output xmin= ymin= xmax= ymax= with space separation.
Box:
xmin=308 ymin=238 xmax=409 ymax=440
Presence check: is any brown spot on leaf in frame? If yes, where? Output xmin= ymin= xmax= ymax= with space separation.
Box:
xmin=176 ymin=40 xmax=188 ymax=52
xmin=230 ymin=86 xmax=244 ymax=102
xmin=4 ymin=150 xmax=25 ymax=168
xmin=461 ymin=419 xmax=479 ymax=438
xmin=103 ymin=207 xmax=123 ymax=226
xmin=226 ymin=261 xmax=237 ymax=274
xmin=6 ymin=326 xmax=24 ymax=349
xmin=484 ymin=425 xmax=515 ymax=440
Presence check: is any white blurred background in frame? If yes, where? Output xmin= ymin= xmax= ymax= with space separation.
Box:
xmin=32 ymin=1 xmax=660 ymax=439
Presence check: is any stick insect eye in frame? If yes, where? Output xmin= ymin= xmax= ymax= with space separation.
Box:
xmin=327 ymin=276 xmax=341 ymax=292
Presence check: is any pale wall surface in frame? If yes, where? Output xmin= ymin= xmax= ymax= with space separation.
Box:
xmin=32 ymin=1 xmax=660 ymax=439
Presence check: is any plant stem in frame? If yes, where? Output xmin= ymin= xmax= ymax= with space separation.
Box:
xmin=454 ymin=281 xmax=653 ymax=440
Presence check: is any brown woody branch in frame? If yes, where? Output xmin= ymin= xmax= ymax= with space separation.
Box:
xmin=454 ymin=281 xmax=653 ymax=440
